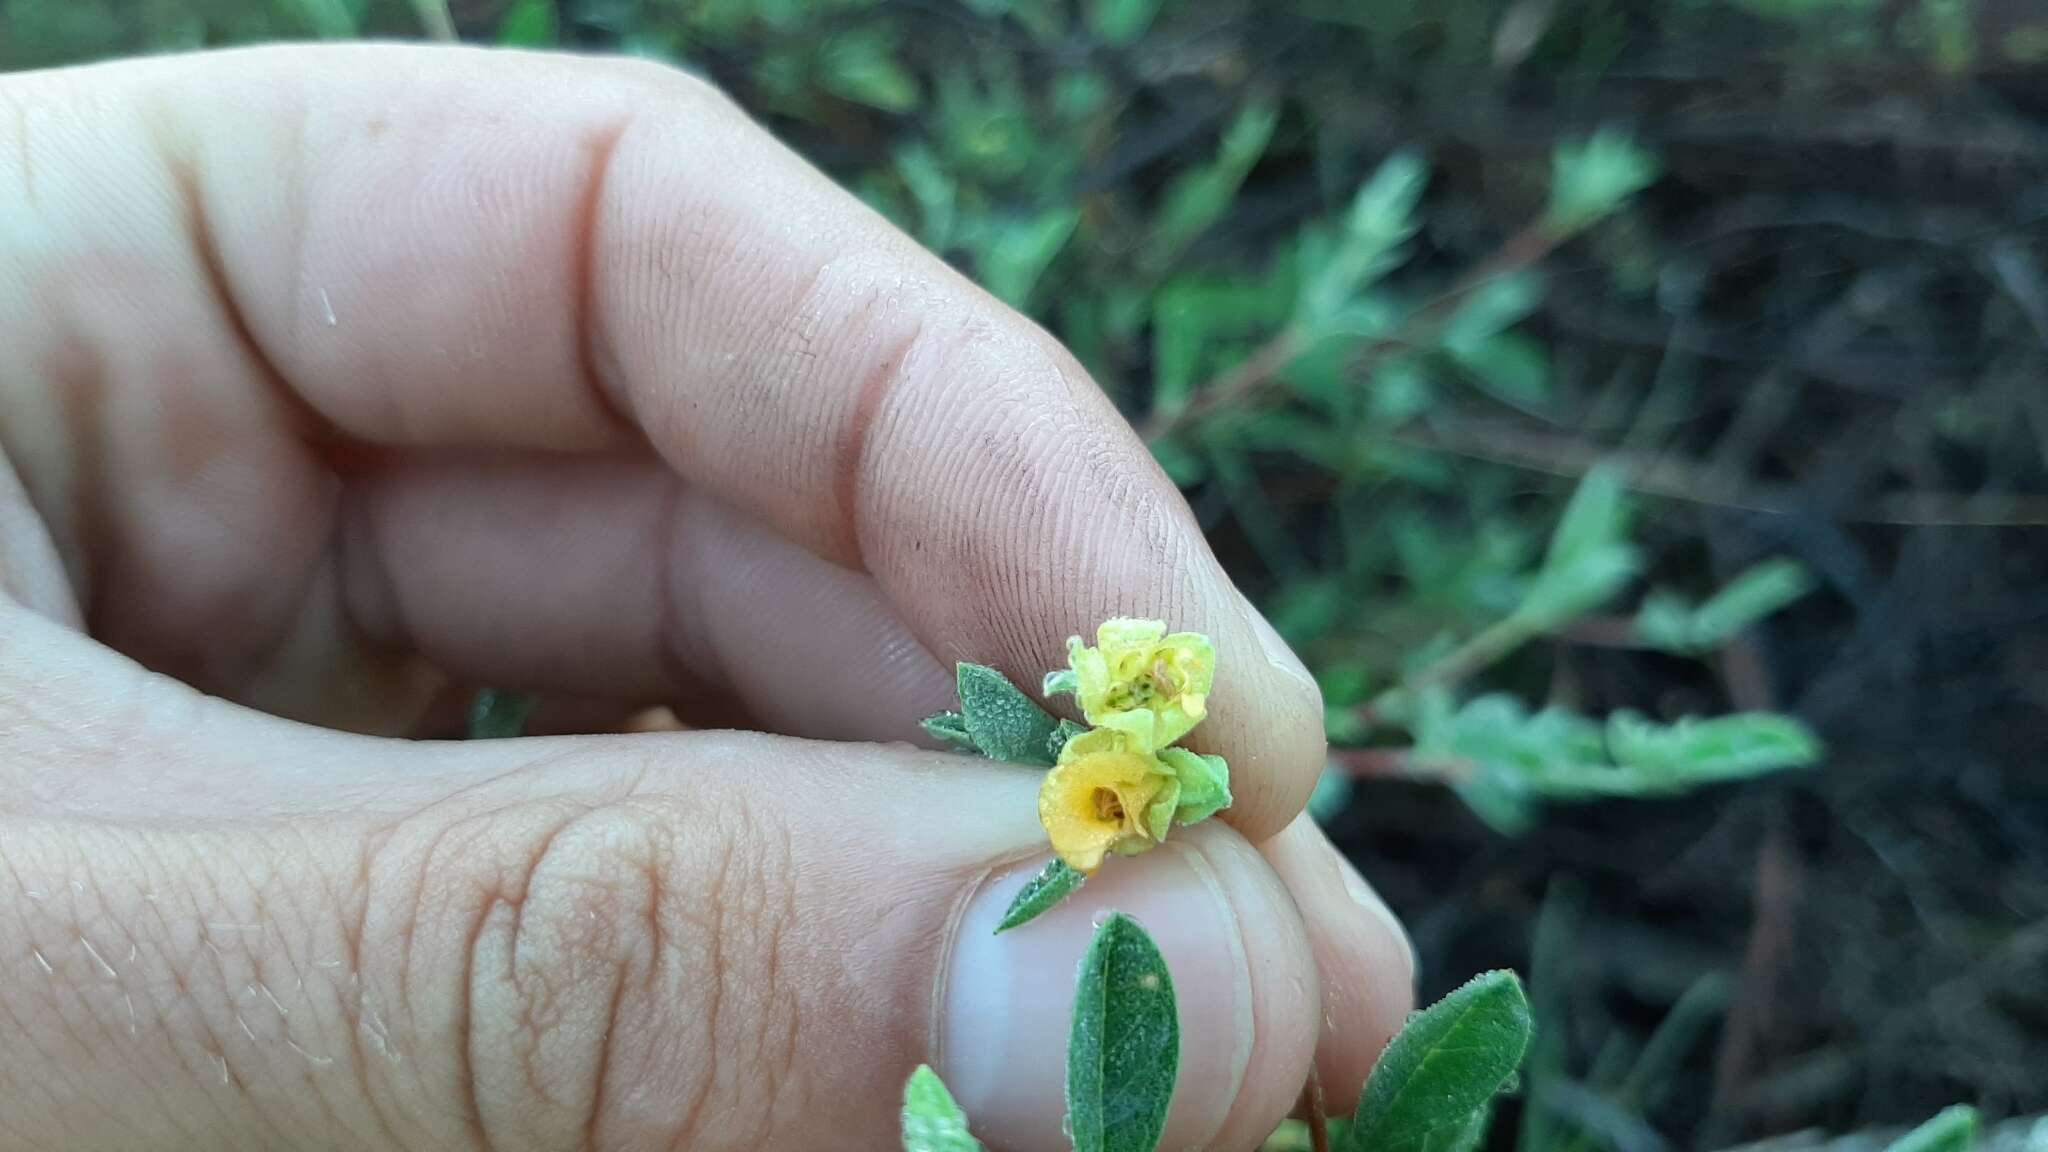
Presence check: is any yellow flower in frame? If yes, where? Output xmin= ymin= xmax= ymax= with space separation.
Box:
xmin=1057 ymin=618 xmax=1216 ymax=752
xmin=1038 ymin=729 xmax=1179 ymax=873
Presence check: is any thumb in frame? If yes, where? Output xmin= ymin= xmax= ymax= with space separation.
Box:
xmin=2 ymin=619 xmax=1318 ymax=1150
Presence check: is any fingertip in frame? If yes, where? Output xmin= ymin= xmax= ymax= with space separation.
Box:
xmin=1187 ymin=595 xmax=1328 ymax=843
xmin=1189 ymin=823 xmax=1322 ymax=1152
xmin=1260 ymin=814 xmax=1416 ymax=1116
xmin=938 ymin=821 xmax=1318 ymax=1152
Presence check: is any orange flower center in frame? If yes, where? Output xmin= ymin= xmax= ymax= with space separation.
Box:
xmin=1148 ymin=658 xmax=1177 ymax=697
xmin=1092 ymin=787 xmax=1126 ymax=823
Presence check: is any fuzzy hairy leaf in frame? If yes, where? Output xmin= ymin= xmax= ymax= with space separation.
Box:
xmin=902 ymin=1065 xmax=983 ymax=1152
xmin=1302 ymin=149 xmax=1428 ymax=321
xmin=1883 ymin=1106 xmax=1978 ymax=1152
xmin=922 ymin=711 xmax=977 ymax=749
xmin=996 ymin=858 xmax=1087 ymax=934
xmin=1519 ymin=465 xmax=1638 ymax=628
xmin=1687 ymin=559 xmax=1815 ymax=643
xmin=956 ymin=663 xmax=1060 ymax=766
xmin=1048 ymin=718 xmax=1089 ymax=761
xmin=1546 ymin=129 xmax=1658 ymax=232
xmin=1068 ymin=914 xmax=1179 ymax=1152
xmin=1343 ymin=971 xmax=1532 ymax=1152
xmin=1604 ymin=711 xmax=1823 ymax=787
xmin=1636 ymin=559 xmax=1814 ymax=652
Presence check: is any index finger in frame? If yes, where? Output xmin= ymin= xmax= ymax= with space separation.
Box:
xmin=3 ymin=44 xmax=1323 ymax=837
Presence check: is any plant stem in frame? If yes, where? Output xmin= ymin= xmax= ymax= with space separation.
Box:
xmin=1140 ymin=325 xmax=1302 ymax=441
xmin=1297 ymin=1067 xmax=1331 ymax=1152
xmin=1328 ymin=746 xmax=1472 ymax=785
xmin=1139 ymin=217 xmax=1564 ymax=444
xmin=1360 ymin=613 xmax=1539 ymax=723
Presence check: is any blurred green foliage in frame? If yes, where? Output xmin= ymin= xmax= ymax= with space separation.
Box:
xmin=1 ymin=0 xmax=1826 ymax=831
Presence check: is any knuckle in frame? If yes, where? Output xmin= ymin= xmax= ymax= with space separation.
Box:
xmin=428 ymin=786 xmax=800 ymax=1152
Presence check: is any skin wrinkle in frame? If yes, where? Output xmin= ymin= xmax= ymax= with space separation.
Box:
xmin=405 ymin=810 xmax=500 ymax=1152
xmin=486 ymin=808 xmax=587 ymax=1134
xmin=583 ymin=965 xmax=631 ymax=1152
xmin=667 ymin=816 xmax=727 ymax=1152
xmin=43 ymin=337 xmax=109 ymax=620
xmin=768 ymin=821 xmax=802 ymax=1143
xmin=158 ymin=111 xmax=352 ymax=707
xmin=345 ymin=825 xmax=413 ymax=1152
xmin=835 ymin=319 xmax=923 ymax=575
xmin=654 ymin=478 xmax=719 ymax=698
xmin=568 ymin=117 xmax=636 ymax=440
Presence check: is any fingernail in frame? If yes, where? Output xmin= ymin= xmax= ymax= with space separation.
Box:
xmin=1243 ymin=599 xmax=1320 ymax=700
xmin=939 ymin=825 xmax=1315 ymax=1152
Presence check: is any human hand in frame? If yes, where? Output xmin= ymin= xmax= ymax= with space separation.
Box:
xmin=0 ymin=44 xmax=1412 ymax=1150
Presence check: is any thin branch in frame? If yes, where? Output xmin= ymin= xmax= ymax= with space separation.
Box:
xmin=1297 ymin=1066 xmax=1331 ymax=1152
xmin=1329 ymin=746 xmax=1471 ymax=784
xmin=1707 ymin=812 xmax=1801 ymax=1126
xmin=1558 ymin=614 xmax=1650 ymax=649
xmin=1140 ymin=218 xmax=1564 ymax=443
xmin=1403 ymin=418 xmax=2048 ymax=527
xmin=1140 ymin=326 xmax=1303 ymax=441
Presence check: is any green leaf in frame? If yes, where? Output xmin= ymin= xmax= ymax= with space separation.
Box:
xmin=976 ymin=209 xmax=1080 ymax=307
xmin=1045 ymin=669 xmax=1081 ymax=698
xmin=902 ymin=1064 xmax=984 ymax=1152
xmin=1048 ymin=718 xmax=1089 ymax=761
xmin=1542 ymin=464 xmax=1629 ymax=581
xmin=1545 ymin=128 xmax=1658 ymax=233
xmin=1416 ymin=1105 xmax=1493 ymax=1152
xmin=895 ymin=144 xmax=957 ymax=250
xmin=1635 ymin=560 xmax=1814 ymax=653
xmin=1518 ymin=465 xmax=1638 ymax=628
xmin=820 ymin=29 xmax=920 ymax=112
xmin=956 ymin=663 xmax=1060 ymax=765
xmin=1146 ymin=100 xmax=1279 ymax=269
xmin=996 ymin=858 xmax=1087 ymax=934
xmin=1343 ymin=971 xmax=1533 ymax=1152
xmin=1420 ymin=693 xmax=1596 ymax=834
xmin=1632 ymin=589 xmax=1701 ymax=653
xmin=922 ymin=711 xmax=977 ymax=749
xmin=287 ymin=0 xmax=361 ymax=36
xmin=1151 ymin=282 xmax=1209 ymax=419
xmin=1440 ymin=273 xmax=1544 ymax=354
xmin=1068 ymin=914 xmax=1179 ymax=1152
xmin=1301 ymin=150 xmax=1427 ymax=322
xmin=1602 ymin=711 xmax=1823 ymax=788
xmin=468 ymin=690 xmax=536 ymax=740
xmin=495 ymin=0 xmax=557 ymax=45
xmin=1883 ymin=1106 xmax=1978 ymax=1152
xmin=1150 ymin=436 xmax=1209 ymax=485
xmin=1087 ymin=0 xmax=1162 ymax=44
xmin=1365 ymin=358 xmax=1436 ymax=426
xmin=1687 ymin=559 xmax=1815 ymax=643
xmin=1159 ymin=747 xmax=1233 ymax=824
xmin=1447 ymin=332 xmax=1549 ymax=412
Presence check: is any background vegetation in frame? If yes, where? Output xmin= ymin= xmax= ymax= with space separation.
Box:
xmin=7 ymin=0 xmax=2046 ymax=1148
